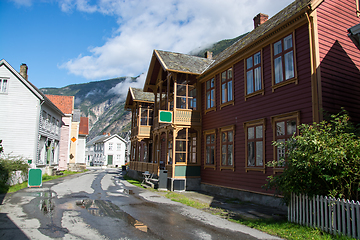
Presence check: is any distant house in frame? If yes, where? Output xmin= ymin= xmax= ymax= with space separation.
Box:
xmin=126 ymin=0 xmax=360 ymax=207
xmin=86 ymin=133 xmax=126 ymax=167
xmin=46 ymin=94 xmax=74 ymax=170
xmin=76 ymin=117 xmax=89 ymax=165
xmin=0 ymin=60 xmax=64 ymax=173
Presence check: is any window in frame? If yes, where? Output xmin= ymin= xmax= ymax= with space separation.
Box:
xmin=220 ymin=125 xmax=234 ymax=170
xmin=221 ymin=68 xmax=233 ymax=106
xmin=206 ymin=78 xmax=215 ymax=111
xmin=272 ymin=33 xmax=297 ymax=89
xmin=204 ymin=129 xmax=216 ymax=169
xmin=0 ymin=79 xmax=9 ymax=93
xmin=357 ymin=0 xmax=360 ymax=17
xmin=244 ymin=119 xmax=265 ymax=172
xmin=140 ymin=105 xmax=153 ymax=126
xmin=271 ymin=111 xmax=299 ymax=171
xmin=117 ymin=143 xmax=121 ymax=151
xmin=245 ymin=51 xmax=263 ymax=97
xmin=109 ymin=143 xmax=113 ymax=151
xmin=175 ymin=128 xmax=198 ymax=164
xmin=176 ymin=84 xmax=196 ymax=110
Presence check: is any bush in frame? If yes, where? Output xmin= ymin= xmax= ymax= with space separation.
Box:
xmin=265 ymin=110 xmax=360 ymax=203
xmin=0 ymin=156 xmax=29 ymax=193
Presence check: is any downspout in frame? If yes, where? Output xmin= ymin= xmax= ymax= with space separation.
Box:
xmin=305 ymin=8 xmax=322 ymax=123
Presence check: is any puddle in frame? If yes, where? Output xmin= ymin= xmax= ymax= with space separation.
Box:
xmin=78 ymin=199 xmax=149 ymax=233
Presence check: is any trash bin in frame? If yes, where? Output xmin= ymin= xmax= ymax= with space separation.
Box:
xmin=158 ymin=170 xmax=168 ymax=190
xmin=122 ymin=165 xmax=126 ymax=171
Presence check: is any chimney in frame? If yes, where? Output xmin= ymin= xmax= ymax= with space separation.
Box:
xmin=20 ymin=63 xmax=28 ymax=80
xmin=108 ymin=133 xmax=110 ymax=136
xmin=253 ymin=13 xmax=269 ymax=29
xmin=204 ymin=51 xmax=213 ymax=60
xmin=103 ymin=132 xmax=107 ymax=135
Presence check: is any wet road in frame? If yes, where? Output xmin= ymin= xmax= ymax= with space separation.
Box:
xmin=0 ymin=169 xmax=279 ymax=239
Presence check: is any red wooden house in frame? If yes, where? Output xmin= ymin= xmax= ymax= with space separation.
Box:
xmin=126 ymin=0 xmax=360 ymax=207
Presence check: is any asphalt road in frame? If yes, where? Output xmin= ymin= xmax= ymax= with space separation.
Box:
xmin=0 ymin=168 xmax=280 ymax=239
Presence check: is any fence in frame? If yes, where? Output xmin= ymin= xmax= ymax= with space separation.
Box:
xmin=288 ymin=193 xmax=360 ymax=239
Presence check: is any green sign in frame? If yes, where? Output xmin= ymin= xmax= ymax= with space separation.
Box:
xmin=28 ymin=168 xmax=42 ymax=188
xmin=159 ymin=111 xmax=173 ymax=123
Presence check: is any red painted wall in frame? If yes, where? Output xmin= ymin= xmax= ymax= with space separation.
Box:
xmin=201 ymin=23 xmax=314 ymax=195
xmin=317 ymin=0 xmax=360 ymax=121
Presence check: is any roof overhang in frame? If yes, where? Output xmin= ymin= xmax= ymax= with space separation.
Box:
xmin=348 ymin=23 xmax=360 ymax=50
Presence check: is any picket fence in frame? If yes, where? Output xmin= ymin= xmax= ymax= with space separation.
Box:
xmin=288 ymin=193 xmax=360 ymax=239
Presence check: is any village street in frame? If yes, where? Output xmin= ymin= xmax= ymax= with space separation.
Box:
xmin=0 ymin=168 xmax=279 ymax=240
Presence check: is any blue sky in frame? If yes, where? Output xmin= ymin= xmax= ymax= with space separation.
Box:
xmin=1 ymin=0 xmax=293 ymax=89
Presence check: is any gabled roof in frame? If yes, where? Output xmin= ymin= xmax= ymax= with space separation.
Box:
xmin=87 ymin=134 xmax=126 ymax=146
xmin=155 ymin=50 xmax=214 ymax=75
xmin=143 ymin=49 xmax=214 ymax=92
xmin=124 ymin=87 xmax=154 ymax=110
xmin=0 ymin=59 xmax=64 ymax=117
xmin=79 ymin=117 xmax=89 ymax=136
xmin=46 ymin=95 xmax=74 ymax=115
xmin=202 ymin=0 xmax=317 ymax=77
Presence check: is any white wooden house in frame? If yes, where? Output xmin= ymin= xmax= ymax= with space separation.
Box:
xmin=86 ymin=133 xmax=126 ymax=167
xmin=0 ymin=59 xmax=64 ymax=172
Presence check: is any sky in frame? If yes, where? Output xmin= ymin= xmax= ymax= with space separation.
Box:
xmin=1 ymin=0 xmax=294 ymax=89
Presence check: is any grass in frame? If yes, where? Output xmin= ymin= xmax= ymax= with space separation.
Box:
xmin=123 ymin=175 xmax=354 ymax=240
xmin=5 ymin=170 xmax=87 ymax=193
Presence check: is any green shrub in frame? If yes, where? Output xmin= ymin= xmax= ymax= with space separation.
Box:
xmin=0 ymin=156 xmax=29 ymax=193
xmin=265 ymin=110 xmax=360 ymax=203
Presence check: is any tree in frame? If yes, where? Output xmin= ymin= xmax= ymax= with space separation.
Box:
xmin=265 ymin=110 xmax=360 ymax=203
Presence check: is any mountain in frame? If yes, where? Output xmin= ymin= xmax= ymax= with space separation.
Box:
xmin=41 ymin=77 xmax=135 ymax=140
xmin=40 ymin=33 xmax=247 ymax=141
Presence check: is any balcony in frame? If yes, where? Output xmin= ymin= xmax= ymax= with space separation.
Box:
xmin=132 ymin=125 xmax=152 ymax=139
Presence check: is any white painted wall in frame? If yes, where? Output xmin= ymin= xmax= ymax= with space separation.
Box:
xmin=104 ymin=137 xmax=126 ymax=167
xmin=0 ymin=63 xmax=40 ymax=161
xmin=76 ymin=135 xmax=86 ymax=164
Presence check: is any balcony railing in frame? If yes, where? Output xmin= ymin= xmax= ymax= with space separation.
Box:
xmin=131 ymin=125 xmax=152 ymax=139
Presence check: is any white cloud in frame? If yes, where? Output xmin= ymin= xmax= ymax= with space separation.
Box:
xmin=58 ymin=0 xmax=294 ymax=80
xmin=10 ymin=0 xmax=33 ymax=7
xmin=107 ymin=73 xmax=147 ymax=101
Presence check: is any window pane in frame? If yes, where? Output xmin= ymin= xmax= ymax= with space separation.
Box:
xmin=210 ymin=146 xmax=215 ymax=164
xmin=221 ymin=71 xmax=226 ymax=82
xmin=177 ymin=97 xmax=186 ymax=109
xmin=274 ymin=56 xmax=283 ymax=84
xmin=2 ymin=80 xmax=8 ymax=92
xmin=254 ymin=67 xmax=261 ymax=91
xmin=287 ymin=120 xmax=296 ymax=135
xmin=206 ymin=146 xmax=210 ymax=164
xmin=222 ymin=132 xmax=226 ymax=142
xmin=255 ymin=126 xmax=262 ymax=138
xmin=210 ymin=90 xmax=214 ymax=107
xmin=285 ymin=51 xmax=294 ymax=80
xmin=248 ymin=142 xmax=255 ymax=166
xmin=248 ymin=127 xmax=254 ymax=139
xmin=254 ymin=52 xmax=261 ymax=65
xmin=175 ymin=153 xmax=186 ymax=162
xmin=222 ymin=146 xmax=226 ymax=165
xmin=211 ymin=78 xmax=214 ymax=88
xmin=206 ymin=135 xmax=210 ymax=144
xmin=284 ymin=34 xmax=293 ymax=50
xmin=256 ymin=141 xmax=263 ymax=166
xmin=222 ymin=83 xmax=226 ymax=103
xmin=228 ymin=131 xmax=233 ymax=142
xmin=207 ymin=92 xmax=211 ymax=108
xmin=247 ymin=56 xmax=253 ymax=69
xmin=276 ymin=121 xmax=285 ymax=136
xmin=228 ymin=68 xmax=232 ymax=79
xmin=228 ymin=144 xmax=233 ymax=165
xmin=277 ymin=139 xmax=285 ymax=166
xmin=206 ymin=80 xmax=210 ymax=90
xmin=211 ymin=134 xmax=215 ymax=143
xmin=247 ymin=70 xmax=254 ymax=94
xmin=274 ymin=40 xmax=282 ymax=55
xmin=227 ymin=81 xmax=233 ymax=101
xmin=177 ymin=84 xmax=186 ymax=96
xmin=176 ymin=140 xmax=186 ymax=151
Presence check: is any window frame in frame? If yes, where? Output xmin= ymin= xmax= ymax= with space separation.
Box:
xmin=205 ymin=77 xmax=216 ymax=113
xmin=220 ymin=67 xmax=234 ymax=108
xmin=0 ymin=78 xmax=9 ymax=94
xmin=244 ymin=50 xmax=264 ymax=100
xmin=219 ymin=125 xmax=235 ymax=171
xmin=271 ymin=111 xmax=300 ymax=173
xmin=271 ymin=32 xmax=298 ymax=91
xmin=357 ymin=0 xmax=360 ymax=17
xmin=243 ymin=118 xmax=266 ymax=173
xmin=203 ymin=129 xmax=216 ymax=169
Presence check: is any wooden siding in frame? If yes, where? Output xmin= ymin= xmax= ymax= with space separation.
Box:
xmin=0 ymin=64 xmax=40 ymax=161
xmin=59 ymin=116 xmax=71 ymax=170
xmin=317 ymin=0 xmax=360 ymax=122
xmin=201 ymin=23 xmax=314 ymax=195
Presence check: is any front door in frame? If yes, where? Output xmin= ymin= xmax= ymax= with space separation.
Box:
xmin=107 ymin=155 xmax=113 ymax=165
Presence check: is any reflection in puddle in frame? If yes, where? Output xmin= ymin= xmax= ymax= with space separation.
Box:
xmin=79 ymin=199 xmax=148 ymax=233
xmin=38 ymin=191 xmax=56 ymax=216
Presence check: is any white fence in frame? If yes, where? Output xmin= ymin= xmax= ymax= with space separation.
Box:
xmin=288 ymin=193 xmax=360 ymax=239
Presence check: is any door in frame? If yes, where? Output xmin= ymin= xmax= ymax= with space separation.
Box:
xmin=107 ymin=155 xmax=113 ymax=165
